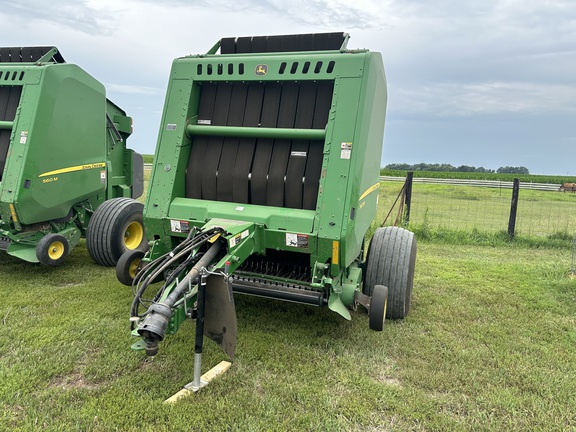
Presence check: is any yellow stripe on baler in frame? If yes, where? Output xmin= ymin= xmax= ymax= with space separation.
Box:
xmin=38 ymin=162 xmax=106 ymax=177
xmin=359 ymin=182 xmax=380 ymax=201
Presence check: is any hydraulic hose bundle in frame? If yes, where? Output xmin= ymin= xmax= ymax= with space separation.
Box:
xmin=130 ymin=227 xmax=224 ymax=355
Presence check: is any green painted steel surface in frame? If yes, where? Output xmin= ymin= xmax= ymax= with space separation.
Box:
xmin=2 ymin=64 xmax=107 ymax=225
xmin=187 ymin=124 xmax=326 ymax=140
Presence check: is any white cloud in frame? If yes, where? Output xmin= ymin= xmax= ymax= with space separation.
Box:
xmin=129 ymin=0 xmax=387 ymax=29
xmin=1 ymin=0 xmax=113 ymax=33
xmin=392 ymin=81 xmax=576 ymax=117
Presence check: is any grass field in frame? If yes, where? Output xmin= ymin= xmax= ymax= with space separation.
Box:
xmin=1 ymin=183 xmax=576 ymax=431
xmin=375 ymin=181 xmax=576 ymax=240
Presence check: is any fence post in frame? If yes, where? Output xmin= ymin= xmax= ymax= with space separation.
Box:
xmin=404 ymin=171 xmax=414 ymax=225
xmin=508 ymin=178 xmax=520 ymax=238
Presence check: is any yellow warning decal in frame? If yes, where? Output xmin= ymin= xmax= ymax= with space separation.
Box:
xmin=9 ymin=204 xmax=18 ymax=223
xmin=332 ymin=240 xmax=339 ymax=266
xmin=39 ymin=162 xmax=106 ymax=178
xmin=208 ymin=233 xmax=222 ymax=243
xmin=359 ymin=182 xmax=380 ymax=201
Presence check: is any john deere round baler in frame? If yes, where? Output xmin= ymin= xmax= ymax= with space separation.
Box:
xmin=0 ymin=46 xmax=147 ymax=266
xmin=118 ymin=33 xmax=417 ymax=394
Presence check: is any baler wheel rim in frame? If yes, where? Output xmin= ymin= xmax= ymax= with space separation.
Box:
xmin=36 ymin=234 xmax=70 ymax=267
xmin=116 ymin=249 xmax=146 ymax=286
xmin=124 ymin=221 xmax=144 ymax=250
xmin=86 ymin=198 xmax=146 ymax=267
xmin=48 ymin=241 xmax=65 ymax=260
xmin=129 ymin=258 xmax=140 ymax=277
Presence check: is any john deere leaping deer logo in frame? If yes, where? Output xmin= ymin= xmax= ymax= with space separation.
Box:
xmin=255 ymin=64 xmax=268 ymax=76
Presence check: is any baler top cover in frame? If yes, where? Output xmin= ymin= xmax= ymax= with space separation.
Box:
xmin=217 ymin=32 xmax=348 ymax=53
xmin=0 ymin=46 xmax=65 ymax=63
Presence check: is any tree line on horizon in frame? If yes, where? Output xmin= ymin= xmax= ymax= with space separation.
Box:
xmin=384 ymin=163 xmax=530 ymax=174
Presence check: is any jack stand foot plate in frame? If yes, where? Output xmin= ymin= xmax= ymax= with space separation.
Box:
xmin=163 ymin=361 xmax=232 ymax=404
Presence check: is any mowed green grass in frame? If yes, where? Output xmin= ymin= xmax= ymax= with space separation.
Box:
xmin=1 ymin=235 xmax=576 ymax=430
xmin=1 ymin=178 xmax=575 ymax=430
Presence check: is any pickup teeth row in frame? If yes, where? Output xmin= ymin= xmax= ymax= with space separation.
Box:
xmin=233 ymin=275 xmax=310 ymax=291
xmin=236 ymin=256 xmax=311 ymax=282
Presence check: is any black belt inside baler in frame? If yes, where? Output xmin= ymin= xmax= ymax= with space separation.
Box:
xmin=185 ymin=80 xmax=333 ymax=210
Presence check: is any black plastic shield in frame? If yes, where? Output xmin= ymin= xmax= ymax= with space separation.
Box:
xmin=204 ymin=274 xmax=237 ymax=360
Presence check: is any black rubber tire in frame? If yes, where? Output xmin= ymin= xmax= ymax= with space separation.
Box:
xmin=86 ymin=198 xmax=146 ymax=267
xmin=369 ymin=284 xmax=388 ymax=331
xmin=364 ymin=226 xmax=417 ymax=320
xmin=36 ymin=234 xmax=70 ymax=267
xmin=116 ymin=250 xmax=145 ymax=286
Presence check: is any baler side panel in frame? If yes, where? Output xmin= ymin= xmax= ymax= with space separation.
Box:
xmin=343 ymin=53 xmax=387 ymax=267
xmin=315 ymin=77 xmax=363 ymax=275
xmin=0 ymin=67 xmax=43 ymax=224
xmin=13 ymin=65 xmax=107 ymax=224
xmin=144 ymin=76 xmax=197 ymax=252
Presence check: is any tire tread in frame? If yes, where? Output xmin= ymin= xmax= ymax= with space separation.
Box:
xmin=86 ymin=198 xmax=145 ymax=266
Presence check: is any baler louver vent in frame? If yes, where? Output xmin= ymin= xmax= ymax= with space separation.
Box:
xmin=0 ymin=71 xmax=26 ymax=81
xmin=194 ymin=61 xmax=337 ymax=77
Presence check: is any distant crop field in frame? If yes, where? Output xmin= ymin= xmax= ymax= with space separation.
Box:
xmin=380 ymin=169 xmax=573 ymax=185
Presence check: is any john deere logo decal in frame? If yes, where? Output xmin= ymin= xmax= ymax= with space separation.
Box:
xmin=255 ymin=64 xmax=268 ymax=76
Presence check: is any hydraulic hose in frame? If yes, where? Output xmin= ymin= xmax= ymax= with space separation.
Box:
xmin=137 ymin=240 xmax=222 ymax=355
xmin=129 ymin=227 xmax=220 ymax=322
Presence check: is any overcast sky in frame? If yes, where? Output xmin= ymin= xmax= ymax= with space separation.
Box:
xmin=1 ymin=0 xmax=575 ymax=175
